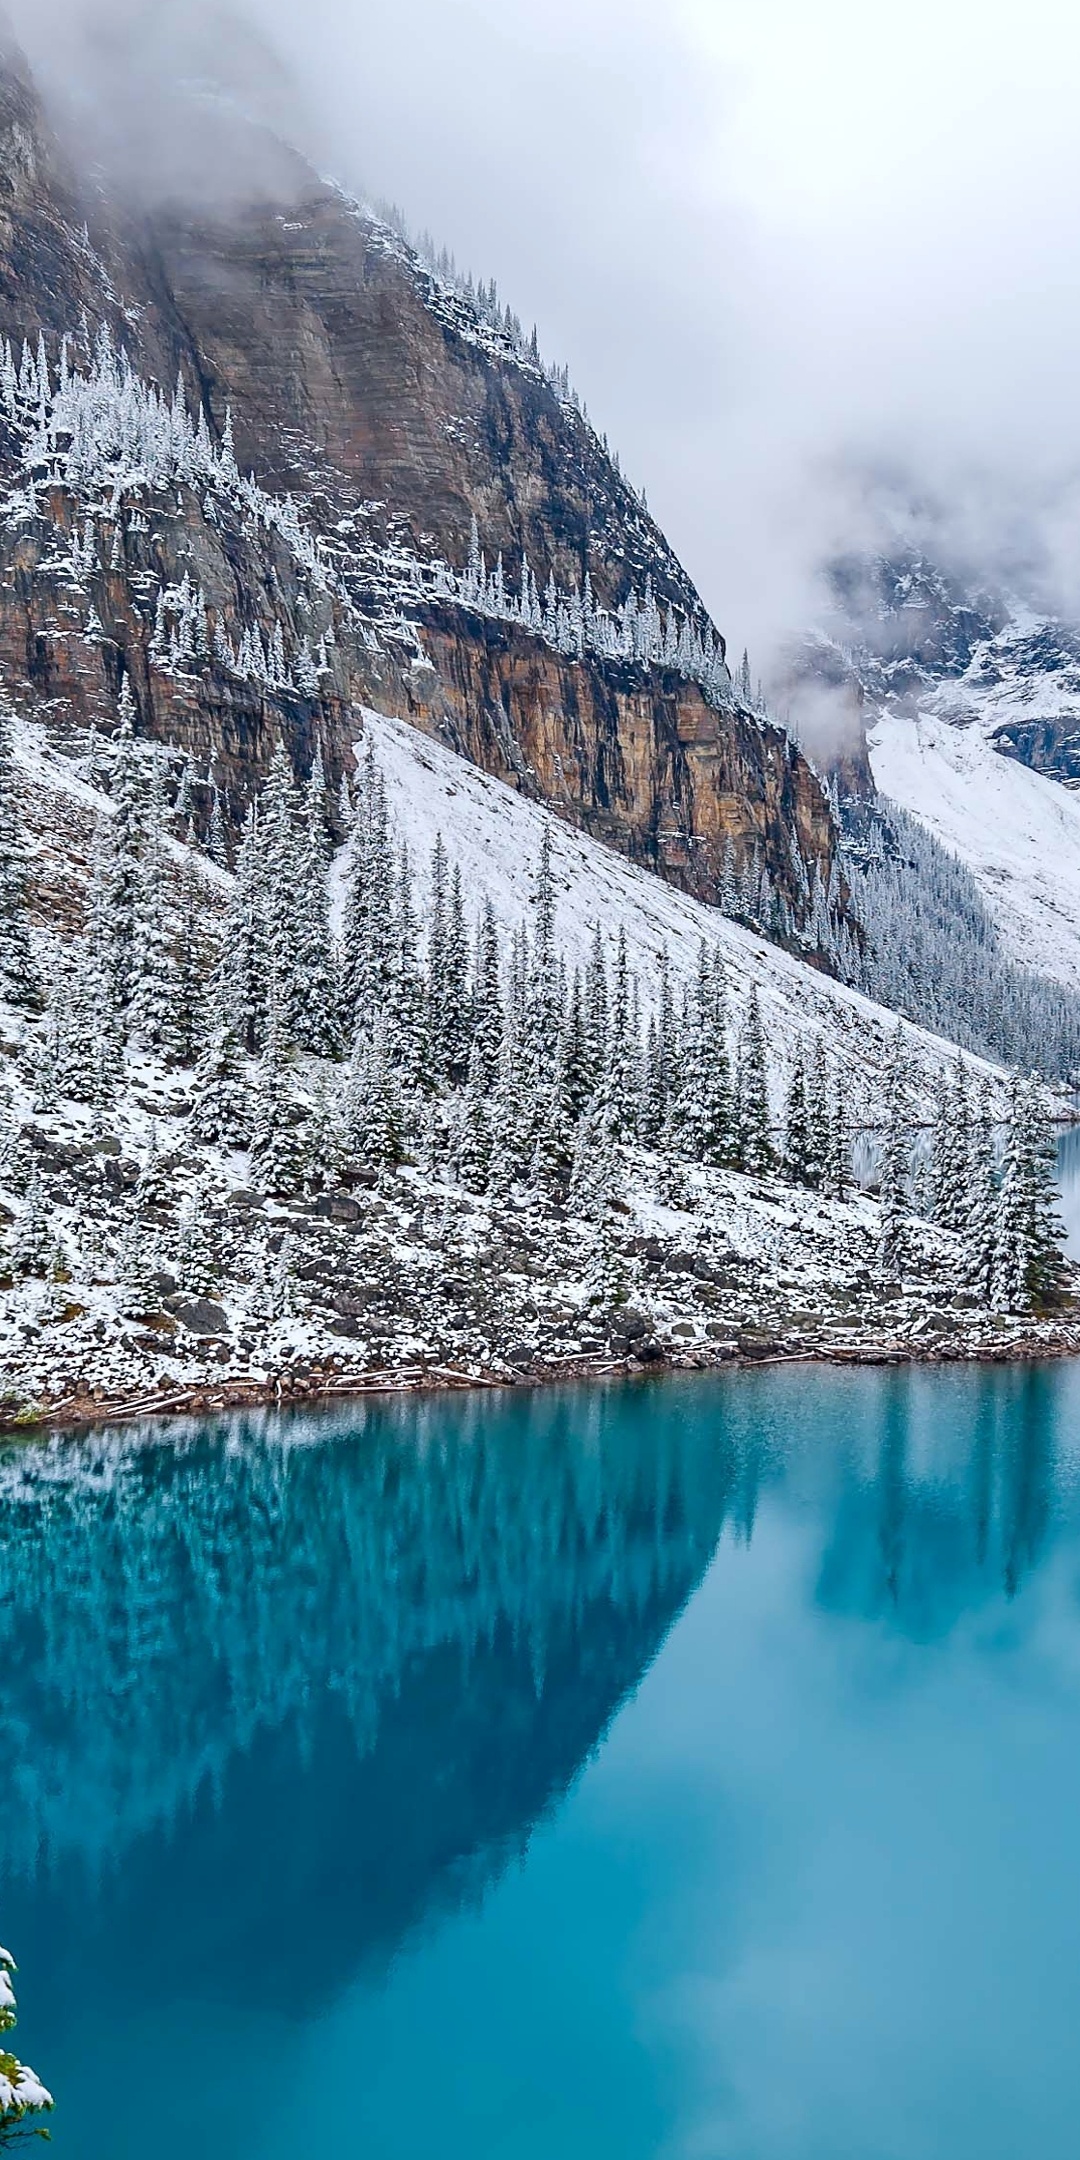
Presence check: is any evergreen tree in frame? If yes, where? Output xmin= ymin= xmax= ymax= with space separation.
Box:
xmin=526 ymin=827 xmax=562 ymax=1074
xmin=994 ymin=1078 xmax=1068 ymax=1310
xmin=877 ymin=1059 xmax=909 ymax=1274
xmin=291 ymin=750 xmax=340 ymax=1056
xmin=604 ymin=929 xmax=639 ymax=1140
xmin=966 ymin=1081 xmax=999 ymax=1304
xmin=471 ymin=895 xmax=504 ymax=1086
xmin=342 ymin=750 xmax=396 ymax=1039
xmin=488 ymin=1026 xmax=534 ymax=1194
xmin=11 ymin=1166 xmax=51 ymax=1277
xmin=115 ymin=1210 xmax=161 ymax=1317
xmin=569 ymin=1096 xmax=621 ymax=1220
xmin=826 ymin=1078 xmax=851 ymax=1199
xmin=342 ymin=1026 xmax=405 ymax=1172
xmin=224 ymin=805 xmax=268 ymax=1054
xmin=582 ymin=924 xmax=609 ymax=1096
xmin=175 ymin=1182 xmax=224 ymax=1297
xmin=582 ymin=1222 xmax=628 ymax=1313
xmin=0 ymin=704 xmax=41 ymax=1009
xmin=173 ymin=856 xmax=207 ymax=1067
xmin=207 ymin=785 xmax=230 ymax=869
xmin=135 ymin=1123 xmax=172 ymax=1213
xmin=932 ymin=1058 xmax=971 ymax=1232
xmin=130 ymin=766 xmax=178 ymax=1055
xmin=737 ymin=988 xmax=772 ymax=1173
xmin=388 ymin=844 xmax=427 ymax=1085
xmin=783 ymin=1041 xmax=813 ymax=1185
xmin=103 ymin=680 xmax=144 ymax=1013
xmin=453 ymin=1042 xmax=491 ymax=1192
xmin=249 ymin=974 xmax=301 ymax=1194
xmin=260 ymin=739 xmax=305 ymax=1047
xmin=806 ymin=1037 xmax=831 ymax=1187
xmin=190 ymin=963 xmax=250 ymax=1146
xmin=530 ymin=1039 xmax=575 ymax=1198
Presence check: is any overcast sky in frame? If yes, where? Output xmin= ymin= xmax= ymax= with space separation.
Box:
xmin=14 ymin=0 xmax=1080 ymax=667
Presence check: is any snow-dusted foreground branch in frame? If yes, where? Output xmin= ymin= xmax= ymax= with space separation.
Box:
xmin=0 ymin=1947 xmax=52 ymax=2148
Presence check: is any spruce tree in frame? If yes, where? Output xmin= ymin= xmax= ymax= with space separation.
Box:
xmin=877 ymin=1061 xmax=909 ymax=1274
xmin=488 ymin=1027 xmax=533 ymax=1194
xmin=0 ymin=703 xmax=41 ymax=1010
xmin=342 ymin=750 xmax=396 ymax=1040
xmin=806 ymin=1037 xmax=830 ymax=1188
xmin=966 ymin=1082 xmax=999 ymax=1303
xmin=225 ymin=804 xmax=269 ymax=1055
xmin=604 ymin=929 xmax=639 ymax=1140
xmin=932 ymin=1058 xmax=971 ymax=1232
xmin=130 ymin=766 xmax=178 ymax=1056
xmin=471 ymin=895 xmax=504 ymax=1087
xmin=569 ymin=1097 xmax=621 ymax=1221
xmin=783 ymin=1041 xmax=813 ymax=1186
xmin=103 ymin=680 xmax=144 ymax=1014
xmin=191 ymin=961 xmax=250 ymax=1146
xmin=249 ymin=974 xmax=301 ymax=1194
xmin=453 ymin=1042 xmax=491 ymax=1192
xmin=994 ymin=1078 xmax=1068 ymax=1310
xmin=737 ymin=988 xmax=772 ymax=1173
xmin=526 ymin=826 xmax=562 ymax=1073
xmin=291 ymin=750 xmax=340 ymax=1056
xmin=173 ymin=856 xmax=207 ymax=1068
xmin=11 ymin=1165 xmax=51 ymax=1277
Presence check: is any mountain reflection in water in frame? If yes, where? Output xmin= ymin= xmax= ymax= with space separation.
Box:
xmin=4 ymin=1362 xmax=1080 ymax=2160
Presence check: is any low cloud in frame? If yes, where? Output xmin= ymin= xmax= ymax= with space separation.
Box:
xmin=12 ymin=0 xmax=1080 ymax=663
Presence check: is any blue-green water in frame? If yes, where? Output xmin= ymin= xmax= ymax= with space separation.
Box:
xmin=6 ymin=1363 xmax=1080 ymax=2158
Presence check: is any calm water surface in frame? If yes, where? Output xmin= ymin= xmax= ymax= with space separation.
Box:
xmin=5 ymin=1363 xmax=1080 ymax=2159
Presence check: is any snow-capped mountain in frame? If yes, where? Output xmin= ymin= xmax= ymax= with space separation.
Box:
xmin=800 ymin=547 xmax=1080 ymax=993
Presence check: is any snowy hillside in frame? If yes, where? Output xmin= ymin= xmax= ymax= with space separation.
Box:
xmin=816 ymin=550 xmax=1080 ymax=996
xmin=867 ymin=626 xmax=1080 ymax=992
xmin=360 ymin=707 xmax=1009 ymax=1121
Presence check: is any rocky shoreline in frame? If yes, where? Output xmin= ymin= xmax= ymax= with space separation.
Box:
xmin=8 ymin=1306 xmax=1079 ymax=1437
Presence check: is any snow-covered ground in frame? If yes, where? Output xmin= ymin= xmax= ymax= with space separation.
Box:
xmin=361 ymin=707 xmax=1010 ymax=1120
xmin=867 ymin=628 xmax=1080 ymax=991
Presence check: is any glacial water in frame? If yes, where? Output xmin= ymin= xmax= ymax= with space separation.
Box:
xmin=5 ymin=1363 xmax=1080 ymax=2160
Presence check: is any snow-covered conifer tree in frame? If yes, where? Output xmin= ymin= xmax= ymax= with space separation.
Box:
xmin=569 ymin=1097 xmax=621 ymax=1221
xmin=11 ymin=1165 xmax=51 ymax=1277
xmin=130 ymin=765 xmax=178 ymax=1055
xmin=0 ymin=704 xmax=41 ymax=1009
xmin=291 ymin=750 xmax=340 ymax=1056
xmin=604 ymin=928 xmax=639 ymax=1139
xmin=526 ymin=827 xmax=563 ymax=1074
xmin=877 ymin=1061 xmax=909 ymax=1274
xmin=249 ymin=973 xmax=301 ymax=1194
xmin=224 ymin=805 xmax=268 ymax=1054
xmin=737 ymin=987 xmax=772 ymax=1173
xmin=207 ymin=785 xmax=230 ymax=869
xmin=453 ymin=1042 xmax=491 ymax=1192
xmin=965 ymin=1082 xmax=998 ymax=1304
xmin=342 ymin=1024 xmax=405 ymax=1172
xmin=342 ymin=750 xmax=396 ymax=1040
xmin=994 ymin=1078 xmax=1068 ymax=1311
xmin=931 ymin=1059 xmax=971 ymax=1233
xmin=783 ymin=1042 xmax=813 ymax=1185
xmin=471 ymin=895 xmax=504 ymax=1086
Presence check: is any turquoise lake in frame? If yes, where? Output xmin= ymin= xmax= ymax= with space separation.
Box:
xmin=5 ymin=1364 xmax=1080 ymax=2157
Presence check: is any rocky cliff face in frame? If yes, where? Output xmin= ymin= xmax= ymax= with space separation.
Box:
xmin=0 ymin=29 xmax=845 ymax=926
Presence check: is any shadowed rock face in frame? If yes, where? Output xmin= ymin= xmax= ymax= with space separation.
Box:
xmin=0 ymin=30 xmax=844 ymax=921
